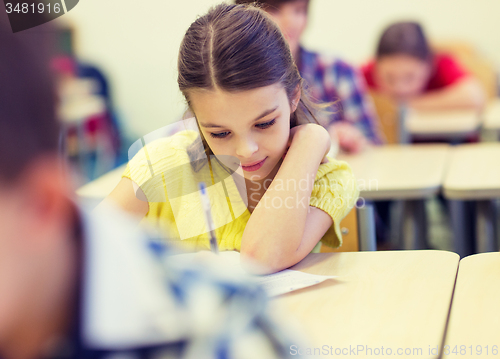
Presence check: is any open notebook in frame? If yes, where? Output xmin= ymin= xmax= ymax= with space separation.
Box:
xmin=170 ymin=250 xmax=336 ymax=297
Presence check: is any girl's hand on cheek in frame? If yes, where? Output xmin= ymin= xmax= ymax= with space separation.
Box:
xmin=285 ymin=124 xmax=331 ymax=162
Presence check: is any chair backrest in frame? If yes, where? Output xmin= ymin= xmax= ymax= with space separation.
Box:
xmin=369 ymin=90 xmax=400 ymax=144
xmin=320 ymin=204 xmax=377 ymax=252
xmin=432 ymin=41 xmax=498 ymax=100
xmin=321 ymin=207 xmax=360 ymax=253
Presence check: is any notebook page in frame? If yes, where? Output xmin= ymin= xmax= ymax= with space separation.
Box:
xmin=169 ymin=250 xmax=336 ymax=297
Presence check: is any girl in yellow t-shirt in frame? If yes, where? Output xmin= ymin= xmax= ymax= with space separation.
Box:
xmin=105 ymin=3 xmax=358 ymax=274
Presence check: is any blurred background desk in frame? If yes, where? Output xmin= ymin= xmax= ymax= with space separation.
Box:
xmin=443 ymin=252 xmax=500 ymax=358
xmin=368 ymin=91 xmax=482 ymax=145
xmin=274 ymin=250 xmax=459 ymax=358
xmin=443 ymin=144 xmax=500 ymax=256
xmin=483 ymin=99 xmax=500 ymax=140
xmin=405 ymin=109 xmax=481 ymax=143
xmin=76 ymin=163 xmax=126 ymax=208
xmin=339 ymin=144 xmax=450 ymax=249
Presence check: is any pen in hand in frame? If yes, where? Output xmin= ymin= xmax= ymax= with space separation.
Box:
xmin=198 ymin=182 xmax=219 ymax=254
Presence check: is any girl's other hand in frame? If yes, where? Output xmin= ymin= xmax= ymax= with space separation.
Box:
xmin=329 ymin=122 xmax=370 ymax=154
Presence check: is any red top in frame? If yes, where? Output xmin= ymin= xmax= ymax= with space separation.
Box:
xmin=362 ymin=53 xmax=468 ymax=92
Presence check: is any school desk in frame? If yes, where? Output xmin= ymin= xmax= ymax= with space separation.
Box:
xmin=76 ymin=163 xmax=126 ymax=208
xmin=483 ymin=99 xmax=500 ymax=139
xmin=404 ymin=109 xmax=481 ymax=142
xmin=273 ymin=250 xmax=459 ymax=359
xmin=443 ymin=143 xmax=500 ymax=255
xmin=443 ymin=252 xmax=500 ymax=358
xmin=338 ymin=144 xmax=450 ymax=249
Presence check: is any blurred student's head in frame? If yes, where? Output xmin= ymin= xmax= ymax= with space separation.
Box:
xmin=0 ymin=17 xmax=75 ymax=354
xmin=235 ymin=0 xmax=309 ymax=57
xmin=374 ymin=21 xmax=433 ymax=99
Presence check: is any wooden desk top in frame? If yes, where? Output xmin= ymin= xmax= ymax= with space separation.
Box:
xmin=338 ymin=145 xmax=449 ymax=200
xmin=443 ymin=143 xmax=500 ymax=199
xmin=76 ymin=164 xmax=126 ymax=199
xmin=443 ymin=252 xmax=500 ymax=358
xmin=273 ymin=251 xmax=459 ymax=358
xmin=483 ymin=99 xmax=500 ymax=130
xmin=406 ymin=109 xmax=481 ymax=138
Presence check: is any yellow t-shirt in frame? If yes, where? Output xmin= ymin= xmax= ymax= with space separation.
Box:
xmin=123 ymin=130 xmax=358 ymax=252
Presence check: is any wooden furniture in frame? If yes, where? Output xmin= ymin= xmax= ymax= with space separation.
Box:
xmin=339 ymin=145 xmax=449 ymax=200
xmin=433 ymin=41 xmax=498 ymax=101
xmin=76 ymin=163 xmax=126 ymax=208
xmin=443 ymin=143 xmax=500 ymax=255
xmin=405 ymin=109 xmax=481 ymax=141
xmin=321 ymin=208 xmax=359 ymax=253
xmin=483 ymin=99 xmax=500 ymax=139
xmin=444 ymin=144 xmax=500 ymax=200
xmin=443 ymin=252 xmax=500 ymax=358
xmin=370 ymin=90 xmax=402 ymax=144
xmin=273 ymin=250 xmax=459 ymax=358
xmin=369 ymin=92 xmax=481 ymax=143
xmin=369 ymin=90 xmax=400 ymax=144
xmin=338 ymin=145 xmax=449 ymax=249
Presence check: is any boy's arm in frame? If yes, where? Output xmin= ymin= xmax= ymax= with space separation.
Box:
xmin=327 ymin=60 xmax=385 ymax=145
xmin=409 ymin=77 xmax=486 ymax=111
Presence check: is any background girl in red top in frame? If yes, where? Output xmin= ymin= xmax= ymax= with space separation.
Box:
xmin=363 ymin=21 xmax=485 ymax=111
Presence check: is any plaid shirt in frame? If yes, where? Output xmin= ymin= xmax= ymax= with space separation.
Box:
xmin=41 ymin=203 xmax=298 ymax=359
xmin=298 ymin=47 xmax=385 ymax=144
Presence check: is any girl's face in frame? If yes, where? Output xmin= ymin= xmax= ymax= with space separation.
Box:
xmin=190 ymin=83 xmax=298 ymax=182
xmin=375 ymin=54 xmax=431 ymax=100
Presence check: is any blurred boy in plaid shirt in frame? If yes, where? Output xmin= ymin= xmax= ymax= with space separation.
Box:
xmin=237 ymin=0 xmax=385 ymax=153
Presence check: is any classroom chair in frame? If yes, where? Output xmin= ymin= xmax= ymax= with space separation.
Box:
xmin=320 ymin=205 xmax=376 ymax=253
xmin=369 ymin=90 xmax=401 ymax=144
xmin=432 ymin=41 xmax=498 ymax=101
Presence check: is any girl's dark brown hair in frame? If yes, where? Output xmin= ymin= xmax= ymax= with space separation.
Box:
xmin=178 ymin=3 xmax=326 ymax=160
xmin=376 ymin=21 xmax=432 ymax=63
xmin=235 ymin=0 xmax=310 ymax=12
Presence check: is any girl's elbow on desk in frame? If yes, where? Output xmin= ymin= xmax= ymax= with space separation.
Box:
xmin=240 ymin=234 xmax=310 ymax=275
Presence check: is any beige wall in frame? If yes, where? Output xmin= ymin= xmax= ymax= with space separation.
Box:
xmin=304 ymin=0 xmax=500 ymax=64
xmin=59 ymin=0 xmax=500 ymax=138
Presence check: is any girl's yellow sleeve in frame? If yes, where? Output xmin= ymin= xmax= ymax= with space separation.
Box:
xmin=121 ymin=131 xmax=199 ymax=204
xmin=309 ymin=157 xmax=359 ymax=248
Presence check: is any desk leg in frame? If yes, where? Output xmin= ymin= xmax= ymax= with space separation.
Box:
xmin=476 ymin=200 xmax=497 ymax=253
xmin=398 ymin=105 xmax=410 ymax=144
xmin=357 ymin=201 xmax=377 ymax=251
xmin=390 ymin=200 xmax=404 ymax=249
xmin=402 ymin=199 xmax=428 ymax=250
xmin=448 ymin=200 xmax=473 ymax=257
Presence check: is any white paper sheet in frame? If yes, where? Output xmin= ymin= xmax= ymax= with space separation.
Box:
xmin=170 ymin=251 xmax=336 ymax=297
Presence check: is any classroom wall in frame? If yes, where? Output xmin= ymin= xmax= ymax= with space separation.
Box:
xmin=59 ymin=0 xmax=500 ymax=140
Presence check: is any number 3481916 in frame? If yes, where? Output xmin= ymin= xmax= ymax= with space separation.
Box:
xmin=5 ymin=2 xmax=62 ymax=14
